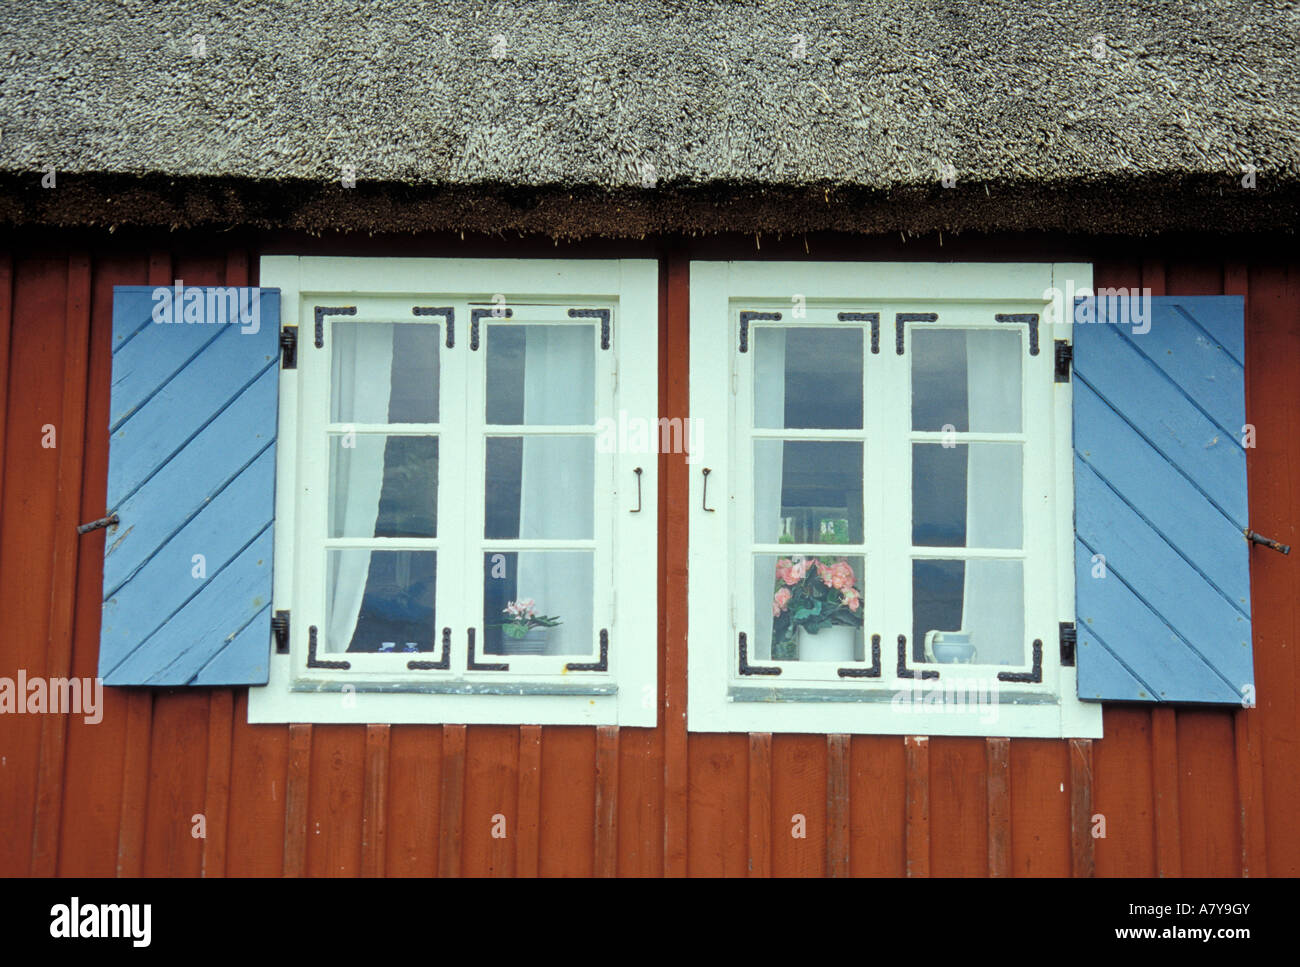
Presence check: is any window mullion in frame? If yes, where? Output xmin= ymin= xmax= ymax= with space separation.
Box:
xmin=452 ymin=301 xmax=477 ymax=675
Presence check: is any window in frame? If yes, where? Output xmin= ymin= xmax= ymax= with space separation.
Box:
xmin=250 ymin=257 xmax=657 ymax=725
xmin=687 ymin=261 xmax=1102 ymax=737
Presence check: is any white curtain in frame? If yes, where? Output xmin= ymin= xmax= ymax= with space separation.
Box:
xmin=752 ymin=330 xmax=786 ymax=660
xmin=961 ymin=331 xmax=1022 ymax=664
xmin=327 ymin=324 xmax=395 ymax=652
xmin=517 ymin=326 xmax=594 ymax=655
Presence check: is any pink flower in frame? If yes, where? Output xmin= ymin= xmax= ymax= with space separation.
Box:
xmin=816 ymin=559 xmax=834 ymax=587
xmin=789 ymin=557 xmax=809 ymax=583
xmin=775 ymin=558 xmax=794 ymax=585
xmin=828 ymin=560 xmax=856 ymax=591
xmin=842 ymin=588 xmax=861 ymax=612
xmin=772 ymin=587 xmax=792 ymax=616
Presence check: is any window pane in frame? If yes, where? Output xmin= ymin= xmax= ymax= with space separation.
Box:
xmin=753 ymin=326 xmax=863 ymax=429
xmin=754 ymin=440 xmax=863 ymax=544
xmin=326 ymin=550 xmax=436 ymax=653
xmin=911 ymin=329 xmax=1021 ymax=432
xmin=755 ymin=554 xmax=866 ymax=662
xmin=912 ymin=443 xmax=1022 ymax=548
xmin=331 ymin=322 xmax=439 ymax=424
xmin=485 ymin=436 xmax=594 ymax=539
xmin=483 ymin=551 xmax=594 ymax=656
xmin=486 ymin=324 xmax=595 ymax=425
xmin=912 ymin=559 xmax=1024 ymax=666
xmin=330 ymin=435 xmax=437 ymax=538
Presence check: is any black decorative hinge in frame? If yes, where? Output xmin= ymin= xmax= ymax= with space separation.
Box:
xmin=314 ymin=305 xmax=356 ymax=348
xmin=469 ymin=307 xmax=512 ymax=351
xmin=738 ymin=311 xmax=781 ymax=353
xmin=897 ymin=634 xmax=938 ymax=680
xmin=895 ymin=313 xmax=938 ymax=355
xmin=306 ymin=625 xmax=351 ymax=669
xmin=838 ymin=633 xmax=882 ymax=678
xmin=566 ymin=629 xmax=610 ymax=671
xmin=413 ymin=306 xmax=455 ymax=348
xmin=738 ymin=632 xmax=781 ymax=675
xmin=569 ymin=308 xmax=612 ymax=350
xmin=408 ymin=627 xmax=452 ymax=670
xmin=1055 ymin=340 xmax=1073 ymax=382
xmin=1058 ymin=622 xmax=1077 ymax=667
xmin=279 ymin=326 xmax=298 ymax=369
xmin=995 ymin=313 xmax=1040 ymax=356
xmin=998 ymin=639 xmax=1044 ymax=683
xmin=466 ymin=627 xmax=508 ymax=671
xmin=272 ymin=610 xmax=290 ymax=654
xmin=838 ymin=312 xmax=880 ymax=354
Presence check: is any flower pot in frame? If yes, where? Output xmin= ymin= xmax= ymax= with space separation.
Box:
xmin=501 ymin=627 xmax=549 ymax=655
xmin=796 ymin=624 xmax=857 ymax=662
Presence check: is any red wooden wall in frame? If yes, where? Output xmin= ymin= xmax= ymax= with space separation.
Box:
xmin=0 ymin=235 xmax=1295 ymax=876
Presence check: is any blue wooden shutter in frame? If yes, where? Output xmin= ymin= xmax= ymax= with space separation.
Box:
xmin=1073 ymin=294 xmax=1252 ymax=703
xmin=98 ymin=285 xmax=281 ymax=685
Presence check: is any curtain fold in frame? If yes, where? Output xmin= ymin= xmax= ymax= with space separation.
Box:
xmin=517 ymin=325 xmax=594 ymax=655
xmin=753 ymin=329 xmax=787 ymax=660
xmin=327 ymin=323 xmax=395 ymax=652
xmin=961 ymin=331 xmax=1021 ymax=664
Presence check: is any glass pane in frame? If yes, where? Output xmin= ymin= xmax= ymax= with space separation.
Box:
xmin=753 ymin=326 xmax=863 ymax=429
xmin=331 ymin=322 xmax=439 ymax=424
xmin=754 ymin=440 xmax=863 ymax=544
xmin=330 ymin=435 xmax=437 ymax=538
xmin=911 ymin=329 xmax=1021 ymax=432
xmin=755 ymin=554 xmax=866 ymax=662
xmin=483 ymin=551 xmax=594 ymax=656
xmin=485 ymin=436 xmax=594 ymax=539
xmin=912 ymin=443 xmax=1022 ymax=548
xmin=486 ymin=324 xmax=595 ymax=425
xmin=912 ymin=559 xmax=1024 ymax=666
xmin=326 ymin=550 xmax=436 ymax=653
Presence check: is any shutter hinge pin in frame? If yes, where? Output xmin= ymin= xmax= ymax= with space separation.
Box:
xmin=272 ymin=610 xmax=291 ymax=654
xmin=1054 ymin=340 xmax=1073 ymax=382
xmin=1245 ymin=529 xmax=1290 ymax=555
xmin=75 ymin=512 xmax=119 ymax=535
xmin=279 ymin=325 xmax=298 ymax=369
xmin=1059 ymin=621 xmax=1077 ymax=666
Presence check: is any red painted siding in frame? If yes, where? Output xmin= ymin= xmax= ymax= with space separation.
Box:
xmin=0 ymin=236 xmax=1294 ymax=876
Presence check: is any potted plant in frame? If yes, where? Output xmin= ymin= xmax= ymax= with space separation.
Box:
xmin=496 ymin=598 xmax=562 ymax=655
xmin=771 ymin=556 xmax=863 ymax=662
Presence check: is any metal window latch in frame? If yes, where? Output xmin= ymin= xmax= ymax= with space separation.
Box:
xmin=1245 ymin=529 xmax=1290 ymax=555
xmin=76 ymin=513 xmax=119 ymax=535
xmin=631 ymin=467 xmax=643 ymax=512
xmin=701 ymin=468 xmax=715 ymax=511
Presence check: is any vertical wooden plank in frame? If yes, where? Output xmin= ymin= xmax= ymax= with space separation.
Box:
xmin=662 ymin=254 xmax=690 ymax=877
xmin=904 ymin=736 xmax=930 ymax=877
xmin=200 ymin=690 xmax=233 ymax=877
xmin=1225 ymin=258 xmax=1269 ymax=877
xmin=826 ymin=734 xmax=850 ymax=878
xmin=1150 ymin=708 xmax=1182 ymax=877
xmin=930 ymin=737 xmax=987 ymax=875
xmin=539 ymin=726 xmax=596 ymax=876
xmin=30 ymin=252 xmax=91 ymax=876
xmin=140 ymin=689 xmax=209 ymax=875
xmin=617 ymin=727 xmax=662 ymax=876
xmin=58 ymin=254 xmax=148 ymax=876
xmin=850 ymin=735 xmax=905 ymax=876
xmin=772 ymin=734 xmax=826 ymax=876
xmin=438 ymin=724 xmax=466 ymax=877
xmin=1070 ymin=738 xmax=1095 ymax=877
xmin=115 ymin=250 xmax=172 ymax=878
xmin=1177 ymin=710 xmax=1240 ymax=875
xmin=687 ymin=733 xmax=747 ymax=875
xmin=306 ymin=725 xmax=364 ymax=876
xmin=516 ymin=725 xmax=541 ymax=878
xmin=462 ymin=725 xmax=517 ymax=877
xmin=282 ymin=723 xmax=312 ymax=877
xmin=747 ymin=733 xmax=772 ymax=877
xmin=986 ymin=737 xmax=1011 ymax=877
xmin=361 ymin=724 xmax=390 ymax=878
xmin=226 ymin=693 xmax=289 ymax=875
xmin=386 ymin=725 xmax=441 ymax=876
xmin=0 ymin=252 xmax=12 ymax=548
xmin=1092 ymin=707 xmax=1155 ymax=875
xmin=594 ymin=725 xmax=620 ymax=877
xmin=1010 ymin=740 xmax=1070 ymax=875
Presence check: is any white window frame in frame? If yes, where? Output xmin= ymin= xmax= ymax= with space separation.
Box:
xmin=250 ymin=257 xmax=658 ymax=725
xmin=687 ymin=261 xmax=1102 ymax=738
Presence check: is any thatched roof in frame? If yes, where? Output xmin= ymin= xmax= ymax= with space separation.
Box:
xmin=1 ymin=0 xmax=1297 ymax=237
